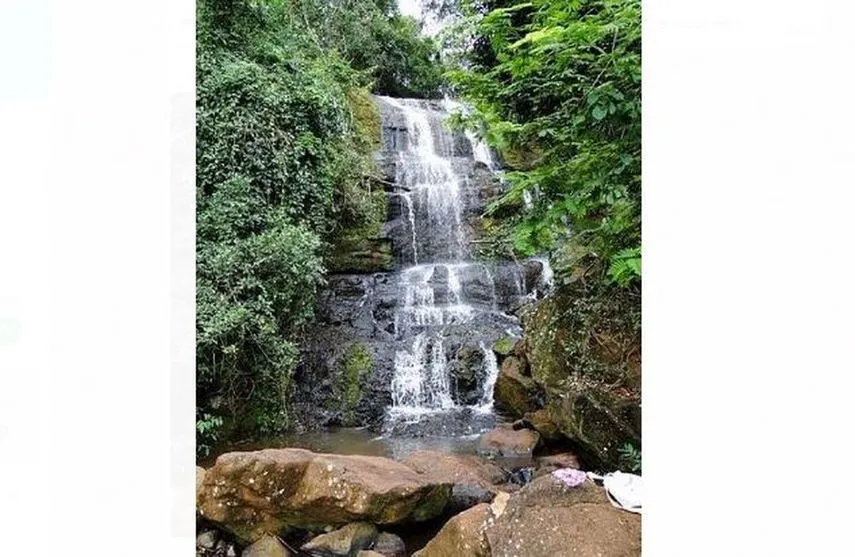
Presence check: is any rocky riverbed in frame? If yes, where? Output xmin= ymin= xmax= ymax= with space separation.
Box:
xmin=196 ymin=423 xmax=640 ymax=557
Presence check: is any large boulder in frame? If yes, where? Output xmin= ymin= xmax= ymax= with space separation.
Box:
xmin=412 ymin=503 xmax=492 ymax=557
xmin=198 ymin=449 xmax=452 ymax=543
xmin=519 ymin=285 xmax=641 ymax=470
xmin=301 ymin=522 xmax=378 ymax=556
xmin=478 ymin=425 xmax=540 ymax=460
xmin=486 ymin=474 xmax=641 ymax=557
xmin=493 ymin=356 xmax=541 ymax=417
xmin=404 ymin=450 xmax=507 ymax=513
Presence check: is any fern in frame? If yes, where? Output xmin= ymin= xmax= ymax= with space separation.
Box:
xmin=608 ymin=247 xmax=641 ymax=286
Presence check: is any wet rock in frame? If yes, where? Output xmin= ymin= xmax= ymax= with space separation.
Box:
xmin=370 ymin=532 xmax=406 ymax=557
xmin=486 ymin=475 xmax=641 ymax=557
xmin=241 ymin=535 xmax=291 ymax=557
xmin=477 ymin=425 xmax=540 ymax=459
xmin=302 ymin=522 xmax=378 ymax=556
xmin=412 ymin=503 xmax=491 ymax=557
xmin=493 ymin=356 xmax=541 ymax=417
xmin=198 ymin=449 xmax=452 ymax=543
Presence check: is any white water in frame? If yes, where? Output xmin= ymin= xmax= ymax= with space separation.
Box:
xmin=382 ymin=97 xmax=502 ymax=420
xmin=477 ymin=342 xmax=500 ymax=411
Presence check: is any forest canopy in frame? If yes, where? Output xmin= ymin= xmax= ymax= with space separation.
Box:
xmin=447 ymin=0 xmax=641 ymax=286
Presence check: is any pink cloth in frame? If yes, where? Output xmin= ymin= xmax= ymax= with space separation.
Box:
xmin=552 ymin=468 xmax=587 ymax=487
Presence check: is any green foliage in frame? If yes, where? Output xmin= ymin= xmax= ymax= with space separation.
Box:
xmin=284 ymin=0 xmax=447 ymax=98
xmin=617 ymin=442 xmax=641 ymax=473
xmin=608 ymin=246 xmax=641 ymax=286
xmin=196 ymin=0 xmax=440 ymax=446
xmin=448 ymin=0 xmax=641 ymax=286
xmin=196 ymin=410 xmax=224 ymax=457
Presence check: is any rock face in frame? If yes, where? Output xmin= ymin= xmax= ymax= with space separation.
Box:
xmin=301 ymin=522 xmax=378 ymax=556
xmin=412 ymin=503 xmax=492 ymax=557
xmin=518 ymin=284 xmax=641 ymax=470
xmin=477 ymin=426 xmax=541 ymax=459
xmin=486 ymin=475 xmax=641 ymax=557
xmin=493 ymin=356 xmax=541 ymax=417
xmin=197 ymin=449 xmax=452 ymax=543
xmin=241 ymin=535 xmax=291 ymax=557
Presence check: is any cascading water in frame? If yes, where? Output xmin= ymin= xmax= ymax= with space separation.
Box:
xmin=373 ymin=94 xmax=557 ymax=437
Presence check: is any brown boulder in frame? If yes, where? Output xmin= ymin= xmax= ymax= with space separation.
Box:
xmin=198 ymin=449 xmax=452 ymax=542
xmin=412 ymin=503 xmax=492 ymax=557
xmin=403 ymin=450 xmax=506 ymax=489
xmin=356 ymin=552 xmax=386 ymax=557
xmin=493 ymin=356 xmax=540 ymax=417
xmin=241 ymin=535 xmax=291 ymax=557
xmin=486 ymin=475 xmax=641 ymax=557
xmin=478 ymin=426 xmax=540 ymax=459
xmin=302 ymin=522 xmax=377 ymax=556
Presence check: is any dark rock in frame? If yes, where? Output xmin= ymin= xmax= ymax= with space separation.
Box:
xmin=371 ymin=532 xmax=406 ymax=557
xmin=448 ymin=483 xmax=494 ymax=514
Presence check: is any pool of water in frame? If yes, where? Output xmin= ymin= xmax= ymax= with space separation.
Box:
xmin=199 ymin=426 xmax=493 ymax=468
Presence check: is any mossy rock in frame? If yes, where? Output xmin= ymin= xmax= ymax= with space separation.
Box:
xmin=334 ymin=341 xmax=374 ymax=425
xmin=492 ymin=336 xmax=517 ymax=357
xmin=327 ymin=237 xmax=394 ymax=273
xmin=519 ymin=282 xmax=641 ymax=470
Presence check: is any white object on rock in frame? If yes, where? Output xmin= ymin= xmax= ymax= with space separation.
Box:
xmin=587 ymin=471 xmax=641 ymax=514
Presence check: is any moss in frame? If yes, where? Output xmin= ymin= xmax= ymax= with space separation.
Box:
xmin=492 ymin=336 xmax=516 ymax=357
xmin=339 ymin=342 xmax=373 ymax=422
xmin=347 ymin=87 xmax=381 ymax=151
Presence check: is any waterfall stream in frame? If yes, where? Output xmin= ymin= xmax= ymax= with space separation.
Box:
xmin=375 ymin=96 xmax=552 ymax=435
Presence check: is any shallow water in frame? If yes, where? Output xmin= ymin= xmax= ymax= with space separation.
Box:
xmin=199 ymin=426 xmax=489 ymax=468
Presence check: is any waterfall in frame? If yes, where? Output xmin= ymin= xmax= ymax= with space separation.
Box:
xmin=373 ymin=95 xmax=553 ymax=436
